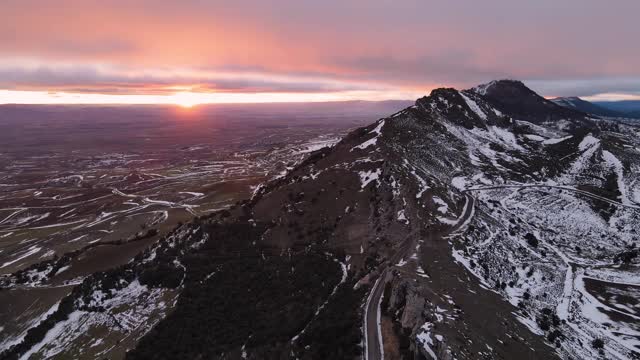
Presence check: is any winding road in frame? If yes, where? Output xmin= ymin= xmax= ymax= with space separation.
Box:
xmin=464 ymin=184 xmax=640 ymax=210
xmin=363 ymin=177 xmax=640 ymax=359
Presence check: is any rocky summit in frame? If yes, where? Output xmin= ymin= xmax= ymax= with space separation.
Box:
xmin=2 ymin=80 xmax=640 ymax=360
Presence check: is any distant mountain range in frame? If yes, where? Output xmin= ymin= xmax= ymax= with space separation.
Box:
xmin=593 ymin=100 xmax=640 ymax=118
xmin=552 ymin=96 xmax=640 ymax=119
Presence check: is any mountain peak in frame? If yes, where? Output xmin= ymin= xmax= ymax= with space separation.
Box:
xmin=466 ymin=79 xmax=589 ymax=124
xmin=469 ymin=79 xmax=537 ymax=99
xmin=416 ymin=80 xmax=589 ymax=127
xmin=470 ymin=79 xmax=528 ymax=96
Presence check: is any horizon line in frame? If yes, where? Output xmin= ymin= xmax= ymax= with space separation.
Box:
xmin=1 ymin=88 xmax=638 ymax=106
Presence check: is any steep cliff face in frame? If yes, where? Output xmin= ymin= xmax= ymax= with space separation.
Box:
xmin=3 ymin=80 xmax=640 ymax=360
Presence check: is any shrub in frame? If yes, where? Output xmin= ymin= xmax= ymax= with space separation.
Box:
xmin=525 ymin=233 xmax=539 ymax=247
xmin=592 ymin=338 xmax=604 ymax=349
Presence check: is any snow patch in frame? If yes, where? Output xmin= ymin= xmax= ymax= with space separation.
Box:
xmin=397 ymin=210 xmax=409 ymax=224
xmin=416 ymin=322 xmax=438 ymax=359
xmin=524 ymin=134 xmax=546 ymax=142
xmin=432 ymin=197 xmax=449 ymax=214
xmin=0 ymin=245 xmax=41 ymax=269
xmin=358 ymin=169 xmax=382 ymax=189
xmin=579 ymin=134 xmax=599 ymax=151
xmin=542 ymin=135 xmax=573 ymax=145
xmin=451 ymin=176 xmax=468 ymax=190
xmin=602 ymin=150 xmax=630 ymax=205
xmin=459 ymin=92 xmax=487 ymax=120
xmin=352 ymin=120 xmax=385 ymax=151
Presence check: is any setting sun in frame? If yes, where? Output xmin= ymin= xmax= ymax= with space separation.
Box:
xmin=172 ymin=92 xmax=201 ymax=108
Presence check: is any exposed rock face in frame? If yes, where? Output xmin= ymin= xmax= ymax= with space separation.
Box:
xmin=386 ymin=277 xmax=425 ymax=330
xmin=4 ymin=80 xmax=640 ymax=360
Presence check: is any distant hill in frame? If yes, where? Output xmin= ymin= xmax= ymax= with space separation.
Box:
xmin=551 ymin=96 xmax=628 ymax=118
xmin=593 ymin=100 xmax=640 ymax=118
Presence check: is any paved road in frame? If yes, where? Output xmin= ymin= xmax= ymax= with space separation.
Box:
xmin=364 ymin=270 xmax=388 ymax=360
xmin=363 ymin=194 xmax=475 ymax=360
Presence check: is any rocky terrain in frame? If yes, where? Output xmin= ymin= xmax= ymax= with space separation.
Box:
xmin=2 ymin=81 xmax=640 ymax=359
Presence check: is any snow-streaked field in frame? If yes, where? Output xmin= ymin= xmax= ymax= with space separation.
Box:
xmin=0 ymin=102 xmax=408 ymax=275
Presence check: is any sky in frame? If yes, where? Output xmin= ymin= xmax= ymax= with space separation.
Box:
xmin=1 ymin=0 xmax=639 ymax=105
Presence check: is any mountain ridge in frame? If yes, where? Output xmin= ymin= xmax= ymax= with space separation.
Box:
xmin=593 ymin=100 xmax=640 ymax=119
xmin=2 ymin=80 xmax=640 ymax=360
xmin=552 ymin=96 xmax=632 ymax=118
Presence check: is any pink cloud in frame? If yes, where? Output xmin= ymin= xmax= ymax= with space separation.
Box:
xmin=1 ymin=0 xmax=639 ymax=98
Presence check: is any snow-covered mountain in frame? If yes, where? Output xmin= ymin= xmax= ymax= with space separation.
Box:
xmin=2 ymin=80 xmax=640 ymax=360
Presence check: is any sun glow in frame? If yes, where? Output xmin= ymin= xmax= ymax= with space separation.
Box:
xmin=172 ymin=92 xmax=201 ymax=108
